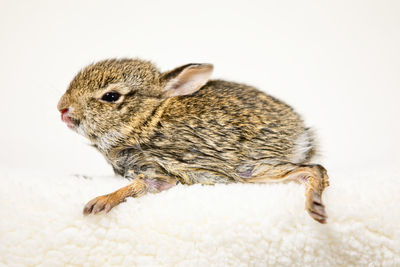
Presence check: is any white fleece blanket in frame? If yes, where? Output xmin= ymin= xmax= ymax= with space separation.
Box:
xmin=1 ymin=166 xmax=399 ymax=266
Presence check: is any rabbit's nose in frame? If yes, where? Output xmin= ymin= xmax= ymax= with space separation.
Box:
xmin=61 ymin=108 xmax=69 ymax=121
xmin=60 ymin=108 xmax=75 ymax=129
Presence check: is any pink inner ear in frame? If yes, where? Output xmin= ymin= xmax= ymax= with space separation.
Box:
xmin=164 ymin=64 xmax=213 ymax=97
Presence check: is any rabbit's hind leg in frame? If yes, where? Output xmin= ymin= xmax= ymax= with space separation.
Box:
xmin=242 ymin=163 xmax=329 ymax=224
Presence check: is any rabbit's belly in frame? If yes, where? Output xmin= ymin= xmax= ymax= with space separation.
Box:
xmin=183 ymin=170 xmax=235 ymax=185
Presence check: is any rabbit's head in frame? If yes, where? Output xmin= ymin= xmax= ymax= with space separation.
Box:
xmin=57 ymin=58 xmax=213 ymax=151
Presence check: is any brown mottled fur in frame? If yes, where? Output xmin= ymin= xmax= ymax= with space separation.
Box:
xmin=58 ymin=58 xmax=329 ymax=223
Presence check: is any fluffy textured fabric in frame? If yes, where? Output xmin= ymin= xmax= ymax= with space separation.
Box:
xmin=1 ymin=166 xmax=399 ymax=266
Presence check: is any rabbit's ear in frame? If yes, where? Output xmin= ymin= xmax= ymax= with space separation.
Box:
xmin=161 ymin=63 xmax=213 ymax=97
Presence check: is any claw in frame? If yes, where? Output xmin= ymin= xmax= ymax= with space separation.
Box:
xmin=92 ymin=203 xmax=103 ymax=214
xmin=83 ymin=204 xmax=92 ymax=215
xmin=83 ymin=199 xmax=96 ymax=215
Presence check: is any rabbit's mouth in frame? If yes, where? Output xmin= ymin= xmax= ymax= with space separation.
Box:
xmin=61 ymin=109 xmax=80 ymax=130
xmin=63 ymin=117 xmax=79 ymax=130
xmin=66 ymin=118 xmax=80 ymax=130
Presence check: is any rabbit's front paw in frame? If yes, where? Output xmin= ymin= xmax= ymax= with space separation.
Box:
xmin=83 ymin=193 xmax=123 ymax=215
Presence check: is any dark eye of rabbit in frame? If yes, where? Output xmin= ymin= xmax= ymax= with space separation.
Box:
xmin=101 ymin=92 xmax=121 ymax=102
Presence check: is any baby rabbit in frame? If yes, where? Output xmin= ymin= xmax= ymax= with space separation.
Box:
xmin=58 ymin=58 xmax=329 ymax=223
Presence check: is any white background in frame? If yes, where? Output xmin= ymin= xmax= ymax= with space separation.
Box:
xmin=0 ymin=0 xmax=399 ymax=176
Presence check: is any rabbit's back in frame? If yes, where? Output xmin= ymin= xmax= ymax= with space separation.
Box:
xmin=136 ymin=80 xmax=315 ymax=183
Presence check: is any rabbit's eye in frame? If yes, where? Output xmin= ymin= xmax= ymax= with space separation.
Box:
xmin=101 ymin=92 xmax=121 ymax=102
